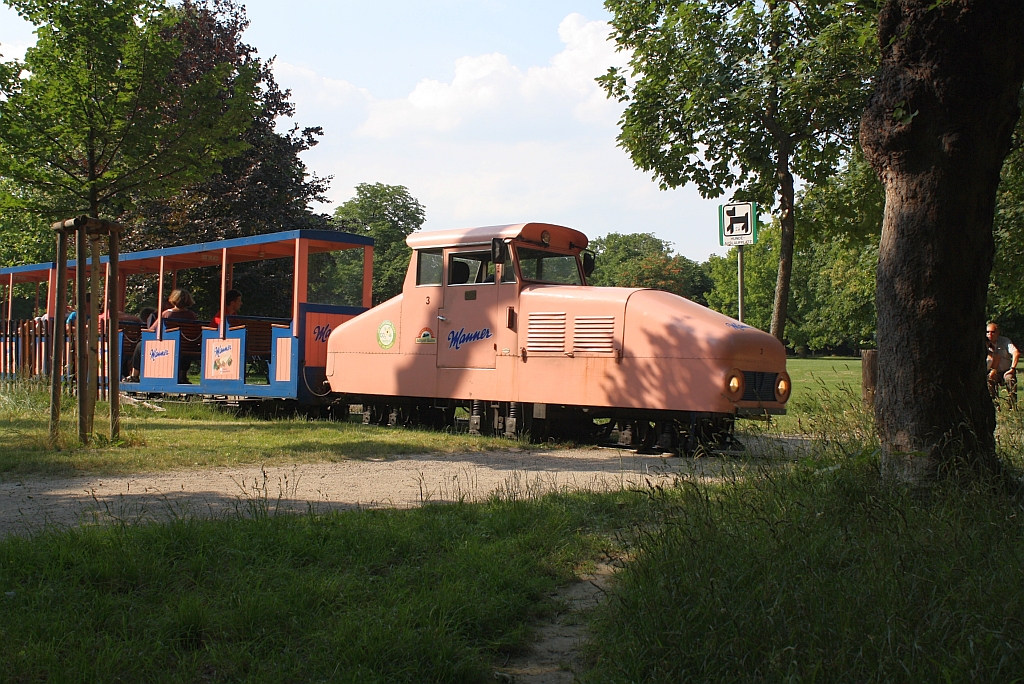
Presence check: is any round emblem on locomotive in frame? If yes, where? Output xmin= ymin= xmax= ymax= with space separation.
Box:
xmin=377 ymin=320 xmax=396 ymax=349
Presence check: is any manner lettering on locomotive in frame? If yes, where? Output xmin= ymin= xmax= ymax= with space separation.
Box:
xmin=447 ymin=327 xmax=493 ymax=350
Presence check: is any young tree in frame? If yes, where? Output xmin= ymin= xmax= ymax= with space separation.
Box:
xmin=600 ymin=0 xmax=878 ymax=342
xmin=0 ymin=0 xmax=258 ymax=220
xmin=333 ymin=183 xmax=426 ymax=305
xmin=860 ymin=0 xmax=1024 ymax=484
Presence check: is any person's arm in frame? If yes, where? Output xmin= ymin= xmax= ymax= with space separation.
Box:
xmin=1011 ymin=342 xmax=1020 ymax=370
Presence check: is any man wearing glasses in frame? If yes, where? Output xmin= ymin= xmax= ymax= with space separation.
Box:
xmin=987 ymin=322 xmax=1019 ymax=408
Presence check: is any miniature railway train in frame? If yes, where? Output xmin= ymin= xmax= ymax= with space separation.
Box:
xmin=1 ymin=222 xmax=790 ymax=453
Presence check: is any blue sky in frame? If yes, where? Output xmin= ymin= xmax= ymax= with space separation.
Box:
xmin=0 ymin=1 xmax=730 ymax=260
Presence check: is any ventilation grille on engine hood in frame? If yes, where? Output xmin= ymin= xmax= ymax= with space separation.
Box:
xmin=527 ymin=312 xmax=566 ymax=353
xmin=743 ymin=371 xmax=778 ymax=402
xmin=573 ymin=316 xmax=615 ymax=353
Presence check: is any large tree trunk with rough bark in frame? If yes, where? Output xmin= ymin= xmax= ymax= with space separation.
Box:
xmin=860 ymin=0 xmax=1024 ymax=485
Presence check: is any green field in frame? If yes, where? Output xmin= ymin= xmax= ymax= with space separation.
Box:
xmin=0 ymin=389 xmax=523 ymax=477
xmin=786 ymin=356 xmax=863 ymax=398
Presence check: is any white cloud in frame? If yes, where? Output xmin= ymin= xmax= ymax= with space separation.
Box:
xmin=355 ymin=13 xmax=627 ymax=139
xmin=273 ymin=13 xmax=727 ymax=261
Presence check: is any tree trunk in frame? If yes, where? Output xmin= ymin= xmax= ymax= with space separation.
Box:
xmin=770 ymin=147 xmax=796 ymax=342
xmin=860 ymin=0 xmax=1024 ymax=485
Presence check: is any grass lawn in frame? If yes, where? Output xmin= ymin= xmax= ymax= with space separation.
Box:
xmin=4 ymin=364 xmax=1024 ymax=682
xmin=0 ymin=388 xmax=525 ymax=477
xmin=0 ymin=490 xmax=651 ymax=683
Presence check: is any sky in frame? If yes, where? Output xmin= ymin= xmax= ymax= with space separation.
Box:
xmin=0 ymin=1 xmax=732 ymax=261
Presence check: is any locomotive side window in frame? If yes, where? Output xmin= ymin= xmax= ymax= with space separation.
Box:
xmin=515 ymin=247 xmax=582 ymax=285
xmin=449 ymin=252 xmax=495 ymax=285
xmin=500 ymin=251 xmax=517 ymax=283
xmin=417 ymin=250 xmax=443 ymax=286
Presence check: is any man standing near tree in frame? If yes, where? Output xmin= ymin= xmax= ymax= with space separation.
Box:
xmin=986 ymin=322 xmax=1019 ymax=407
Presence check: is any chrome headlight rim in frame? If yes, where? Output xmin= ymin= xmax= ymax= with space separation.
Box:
xmin=775 ymin=371 xmax=792 ymax=403
xmin=725 ymin=368 xmax=745 ymax=401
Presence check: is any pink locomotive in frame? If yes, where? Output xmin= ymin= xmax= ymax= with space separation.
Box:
xmin=325 ymin=222 xmax=790 ymax=453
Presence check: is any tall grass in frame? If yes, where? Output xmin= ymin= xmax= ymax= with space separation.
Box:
xmin=585 ymin=382 xmax=1024 ymax=683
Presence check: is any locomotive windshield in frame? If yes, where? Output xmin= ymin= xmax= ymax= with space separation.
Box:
xmin=515 ymin=247 xmax=583 ymax=285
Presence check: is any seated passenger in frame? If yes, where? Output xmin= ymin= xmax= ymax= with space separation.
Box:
xmin=159 ymin=288 xmax=197 ymax=326
xmin=212 ymin=289 xmax=243 ymax=329
xmin=126 ymin=290 xmax=196 ymax=384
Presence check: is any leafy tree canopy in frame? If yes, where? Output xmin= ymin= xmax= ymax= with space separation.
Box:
xmin=707 ymin=148 xmax=882 ymax=354
xmin=333 ymin=183 xmax=426 ymax=305
xmin=590 ymin=232 xmax=711 ymax=304
xmin=114 ymin=0 xmax=331 ymax=319
xmin=0 ymin=0 xmax=259 ymax=219
xmin=600 ymin=0 xmax=879 ymax=340
xmin=989 ymin=109 xmax=1024 ymax=340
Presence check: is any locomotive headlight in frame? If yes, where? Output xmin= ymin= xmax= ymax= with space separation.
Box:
xmin=725 ymin=369 xmax=745 ymax=401
xmin=775 ymin=371 xmax=792 ymax=403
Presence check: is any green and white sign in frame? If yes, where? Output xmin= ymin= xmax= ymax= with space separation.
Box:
xmin=719 ymin=202 xmax=759 ymax=246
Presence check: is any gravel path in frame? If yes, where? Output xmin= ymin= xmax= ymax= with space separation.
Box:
xmin=0 ymin=447 xmax=743 ymax=537
xmin=0 ymin=431 xmax=809 ymax=537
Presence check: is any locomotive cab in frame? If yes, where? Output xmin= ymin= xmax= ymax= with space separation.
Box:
xmin=326 ymin=222 xmax=789 ymax=453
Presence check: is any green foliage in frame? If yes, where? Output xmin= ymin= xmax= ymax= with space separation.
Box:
xmin=589 ymin=232 xmax=712 ymax=304
xmin=601 ymin=0 xmax=879 ymax=339
xmin=0 ymin=490 xmax=648 ymax=682
xmin=707 ymin=150 xmax=883 ymax=353
xmin=333 ymin=183 xmax=426 ymax=305
xmin=706 ymin=227 xmax=781 ymax=332
xmin=600 ymin=0 xmax=878 ymax=203
xmin=586 ymin=458 xmax=1024 ymax=682
xmin=115 ymin=0 xmax=332 ymax=319
xmin=988 ymin=112 xmax=1024 ymax=342
xmin=0 ymin=0 xmax=260 ymax=219
xmin=0 ymin=203 xmax=52 ymax=267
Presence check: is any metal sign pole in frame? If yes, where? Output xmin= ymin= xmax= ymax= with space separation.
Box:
xmin=737 ymin=244 xmax=745 ymax=324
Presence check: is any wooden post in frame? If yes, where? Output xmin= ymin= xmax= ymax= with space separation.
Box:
xmin=75 ymin=222 xmax=87 ymax=443
xmin=292 ymin=238 xmax=308 ymax=336
xmin=219 ymin=248 xmax=228 ymax=339
xmin=87 ymin=237 xmax=102 ymax=435
xmin=156 ymin=256 xmax=165 ymax=342
xmin=46 ymin=265 xmax=58 ymax=320
xmin=5 ymin=273 xmax=12 ymax=321
xmin=862 ymin=349 xmax=878 ymax=406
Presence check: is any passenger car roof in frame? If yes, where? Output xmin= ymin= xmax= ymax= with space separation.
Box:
xmin=406 ymin=223 xmax=588 ymax=251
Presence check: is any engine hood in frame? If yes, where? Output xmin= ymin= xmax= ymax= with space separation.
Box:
xmin=518 ymin=286 xmax=783 ymax=368
xmin=623 ymin=289 xmax=785 ymax=367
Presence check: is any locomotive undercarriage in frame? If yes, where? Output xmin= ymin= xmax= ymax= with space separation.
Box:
xmin=346 ymin=395 xmax=741 ymax=456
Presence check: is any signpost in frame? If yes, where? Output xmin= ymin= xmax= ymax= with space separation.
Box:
xmin=719 ymin=202 xmax=758 ymax=323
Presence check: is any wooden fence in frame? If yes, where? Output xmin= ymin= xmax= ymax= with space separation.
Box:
xmin=0 ymin=318 xmax=116 ymax=400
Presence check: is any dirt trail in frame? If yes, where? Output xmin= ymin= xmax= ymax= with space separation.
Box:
xmin=496 ymin=558 xmax=623 ymax=683
xmin=0 ymin=446 xmax=746 ymax=537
